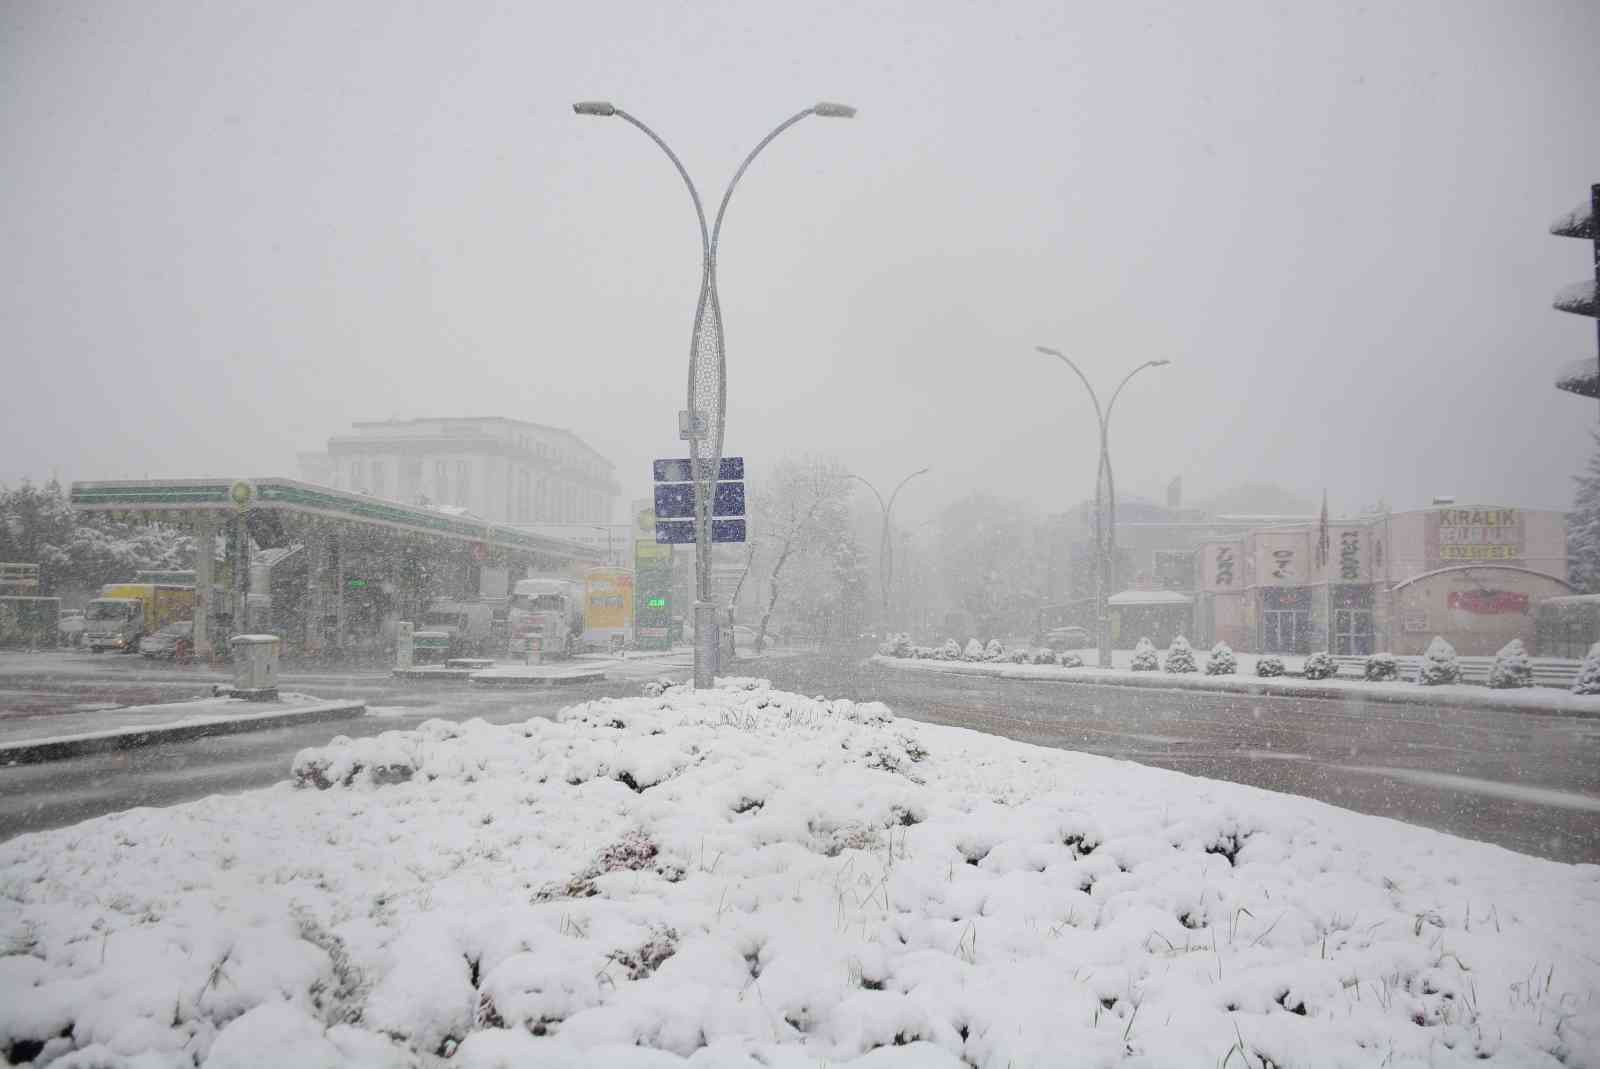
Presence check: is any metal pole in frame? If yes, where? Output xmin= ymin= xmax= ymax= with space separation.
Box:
xmin=578 ymin=100 xmax=854 ymax=687
xmin=881 ymin=468 xmax=930 ymax=630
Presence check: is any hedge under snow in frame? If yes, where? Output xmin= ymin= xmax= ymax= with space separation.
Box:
xmin=2 ymin=679 xmax=1598 ymax=1068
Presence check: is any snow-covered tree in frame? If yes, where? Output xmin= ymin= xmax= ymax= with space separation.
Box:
xmin=1488 ymin=639 xmax=1532 ymax=689
xmin=1303 ymin=651 xmax=1338 ymax=680
xmin=1007 ymin=647 xmax=1030 ymax=664
xmin=962 ymin=638 xmax=985 ymax=661
xmin=934 ymin=493 xmax=1050 ymax=642
xmin=983 ymin=638 xmax=1004 ymax=662
xmin=939 ymin=638 xmax=962 ymax=660
xmin=1059 ymin=651 xmax=1084 ymax=668
xmin=1572 ymin=643 xmax=1600 ymax=695
xmin=1363 ymin=652 xmax=1399 ymax=682
xmin=1418 ymin=636 xmax=1460 ymax=686
xmin=1131 ymin=637 xmax=1159 ymax=672
xmin=0 ymin=479 xmax=195 ymax=598
xmin=1163 ymin=636 xmax=1198 ymax=673
xmin=1568 ymin=431 xmax=1600 ymax=593
xmin=1205 ymin=642 xmax=1237 ymax=676
xmin=746 ymin=457 xmax=853 ymax=652
xmin=1256 ymin=655 xmax=1285 ymax=677
xmin=1032 ymin=648 xmax=1058 ymax=665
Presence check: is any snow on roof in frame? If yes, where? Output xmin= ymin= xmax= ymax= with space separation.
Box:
xmin=1107 ymin=588 xmax=1193 ymax=606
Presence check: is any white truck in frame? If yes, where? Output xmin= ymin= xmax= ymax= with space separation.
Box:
xmin=507 ymin=578 xmax=584 ymax=660
xmin=420 ymin=598 xmax=497 ymax=658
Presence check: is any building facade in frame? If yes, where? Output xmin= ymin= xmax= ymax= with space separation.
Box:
xmin=1194 ymin=505 xmax=1571 ymax=657
xmin=298 ymin=417 xmax=620 ymax=526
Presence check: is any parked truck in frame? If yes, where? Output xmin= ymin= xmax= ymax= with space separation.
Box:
xmin=421 ymin=597 xmax=498 ymax=658
xmin=84 ymin=583 xmax=195 ymax=653
xmin=507 ymin=577 xmax=584 ymax=660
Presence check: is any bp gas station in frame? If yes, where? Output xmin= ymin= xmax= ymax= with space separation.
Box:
xmin=70 ymin=477 xmax=604 ymax=661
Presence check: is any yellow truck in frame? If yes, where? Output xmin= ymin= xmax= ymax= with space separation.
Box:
xmin=85 ymin=583 xmax=195 ymax=653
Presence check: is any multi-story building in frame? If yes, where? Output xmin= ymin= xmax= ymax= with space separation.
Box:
xmin=298 ymin=417 xmax=620 ymax=525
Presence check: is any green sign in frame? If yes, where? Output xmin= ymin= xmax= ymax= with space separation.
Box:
xmin=635 ymin=552 xmax=673 ymax=651
xmin=347 ymin=578 xmax=369 ymax=591
xmin=647 ymin=597 xmax=666 ymax=608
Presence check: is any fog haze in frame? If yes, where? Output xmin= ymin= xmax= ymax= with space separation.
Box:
xmin=4 ymin=0 xmax=1598 ymax=520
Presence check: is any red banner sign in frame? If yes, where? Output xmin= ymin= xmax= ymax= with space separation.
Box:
xmin=1446 ymin=590 xmax=1528 ymax=615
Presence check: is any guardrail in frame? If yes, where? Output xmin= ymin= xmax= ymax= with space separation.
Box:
xmin=1329 ymin=654 xmax=1582 ymax=688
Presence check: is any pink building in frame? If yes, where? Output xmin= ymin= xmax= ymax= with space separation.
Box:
xmin=1194 ymin=505 xmax=1570 ymax=656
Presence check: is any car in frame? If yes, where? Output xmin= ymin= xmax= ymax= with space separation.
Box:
xmin=139 ymin=620 xmax=194 ymax=660
xmin=1044 ymin=625 xmax=1092 ymax=651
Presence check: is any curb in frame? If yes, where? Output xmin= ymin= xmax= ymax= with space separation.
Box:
xmin=869 ymin=656 xmax=1600 ymax=719
xmin=468 ymin=670 xmax=606 ymax=687
xmin=0 ymin=700 xmax=368 ymax=766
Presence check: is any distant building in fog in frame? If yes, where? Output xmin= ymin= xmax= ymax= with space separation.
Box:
xmin=298 ymin=417 xmax=619 ymax=525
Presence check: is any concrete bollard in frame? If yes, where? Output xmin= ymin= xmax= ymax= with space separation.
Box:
xmin=229 ymin=634 xmax=281 ymax=701
xmin=396 ymin=621 xmax=414 ymax=670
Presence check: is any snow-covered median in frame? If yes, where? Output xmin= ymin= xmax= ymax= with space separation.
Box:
xmin=2 ymin=680 xmax=1597 ymax=1068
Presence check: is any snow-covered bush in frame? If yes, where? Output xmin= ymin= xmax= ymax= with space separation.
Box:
xmin=1363 ymin=652 xmax=1399 ymax=682
xmin=1256 ymin=655 xmax=1285 ymax=678
xmin=983 ymin=638 xmax=1005 ymax=662
xmin=889 ymin=633 xmax=914 ymax=658
xmin=1573 ymin=643 xmax=1600 ymax=695
xmin=1130 ymin=638 xmax=1159 ymax=672
xmin=1303 ymin=651 xmax=1338 ymax=680
xmin=962 ymin=638 xmax=985 ymax=661
xmin=1163 ymin=636 xmax=1198 ymax=674
xmin=1204 ymin=642 xmax=1236 ymax=676
xmin=1488 ymin=638 xmax=1532 ymax=689
xmin=1008 ymin=647 xmax=1031 ymax=664
xmin=1418 ymin=636 xmax=1460 ymax=686
xmin=1031 ymin=647 xmax=1058 ymax=665
xmin=939 ymin=638 xmax=961 ymax=660
xmin=1059 ymin=651 xmax=1084 ymax=668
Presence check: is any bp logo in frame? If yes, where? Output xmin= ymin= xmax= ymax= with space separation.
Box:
xmin=229 ymin=481 xmax=254 ymax=509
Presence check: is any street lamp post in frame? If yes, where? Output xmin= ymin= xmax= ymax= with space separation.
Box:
xmin=847 ymin=468 xmax=931 ymax=631
xmin=1034 ymin=346 xmax=1170 ymax=668
xmin=575 ymin=100 xmax=857 ymax=687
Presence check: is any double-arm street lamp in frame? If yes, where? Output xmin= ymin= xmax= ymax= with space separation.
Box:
xmin=1034 ymin=345 xmax=1170 ymax=668
xmin=575 ymin=100 xmax=857 ymax=687
xmin=847 ymin=468 xmax=931 ymax=631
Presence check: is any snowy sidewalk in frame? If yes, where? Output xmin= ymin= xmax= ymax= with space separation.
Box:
xmin=1 ymin=678 xmax=1595 ymax=1067
xmin=0 ymin=693 xmax=367 ymax=766
xmin=872 ymin=653 xmax=1600 ymax=717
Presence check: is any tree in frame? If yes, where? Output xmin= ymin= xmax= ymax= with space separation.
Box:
xmin=748 ymin=457 xmax=852 ymax=652
xmin=1418 ymin=636 xmax=1460 ymax=686
xmin=1569 ymin=431 xmax=1600 ymax=593
xmin=1364 ymin=652 xmax=1399 ymax=681
xmin=1205 ymin=642 xmax=1236 ymax=676
xmin=1163 ymin=635 xmax=1198 ymax=673
xmin=1303 ymin=650 xmax=1338 ymax=680
xmin=933 ymin=493 xmax=1049 ymax=641
xmin=1573 ymin=643 xmax=1600 ymax=695
xmin=1131 ymin=637 xmax=1159 ymax=671
xmin=0 ymin=480 xmax=194 ymax=598
xmin=1487 ymin=638 xmax=1532 ymax=689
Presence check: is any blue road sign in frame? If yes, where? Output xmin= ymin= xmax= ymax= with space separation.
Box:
xmin=655 ymin=518 xmax=747 ymax=544
xmin=653 ymin=457 xmax=744 ymax=482
xmin=653 ymin=481 xmax=746 ymax=519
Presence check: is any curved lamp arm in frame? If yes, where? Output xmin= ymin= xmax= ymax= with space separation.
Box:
xmin=574 ymin=104 xmax=712 ymax=263
xmin=886 ymin=467 xmax=931 ymax=516
xmin=846 ymin=472 xmax=888 ymax=514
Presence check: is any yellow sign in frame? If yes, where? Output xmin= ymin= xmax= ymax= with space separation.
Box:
xmin=1439 ymin=544 xmax=1519 ymax=561
xmin=585 ymin=568 xmax=634 ymax=632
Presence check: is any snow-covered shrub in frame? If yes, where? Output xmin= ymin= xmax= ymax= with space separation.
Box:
xmin=1363 ymin=652 xmax=1399 ymax=682
xmin=983 ymin=638 xmax=1005 ymax=662
xmin=1418 ymin=636 xmax=1460 ymax=686
xmin=1031 ymin=647 xmax=1058 ymax=665
xmin=1163 ymin=636 xmax=1198 ymax=674
xmin=1131 ymin=638 xmax=1159 ymax=672
xmin=1572 ymin=643 xmax=1600 ymax=695
xmin=878 ymin=633 xmax=912 ymax=658
xmin=1303 ymin=651 xmax=1338 ymax=680
xmin=1008 ymin=647 xmax=1031 ymax=664
xmin=1204 ymin=642 xmax=1236 ymax=676
xmin=962 ymin=638 xmax=985 ymax=661
xmin=940 ymin=639 xmax=961 ymax=660
xmin=1256 ymin=655 xmax=1285 ymax=678
xmin=1488 ymin=639 xmax=1532 ymax=689
xmin=1058 ymin=651 xmax=1084 ymax=668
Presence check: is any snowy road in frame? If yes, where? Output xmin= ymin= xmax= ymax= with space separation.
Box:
xmin=3 ymin=649 xmax=1599 ymax=863
xmin=757 ymin=653 xmax=1600 ymax=865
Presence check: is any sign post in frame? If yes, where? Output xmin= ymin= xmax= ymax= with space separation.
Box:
xmin=654 ymin=457 xmax=745 ymax=684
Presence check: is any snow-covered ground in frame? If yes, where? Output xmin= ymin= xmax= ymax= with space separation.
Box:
xmin=874 ymin=654 xmax=1600 ymax=716
xmin=3 ymin=679 xmax=1597 ymax=1068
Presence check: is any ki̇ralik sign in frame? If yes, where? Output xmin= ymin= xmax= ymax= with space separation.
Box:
xmin=1426 ymin=507 xmax=1524 ymax=568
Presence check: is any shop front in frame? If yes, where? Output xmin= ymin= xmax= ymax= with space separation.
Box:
xmin=1390 ymin=565 xmax=1572 ymax=656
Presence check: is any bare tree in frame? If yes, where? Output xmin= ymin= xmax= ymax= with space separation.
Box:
xmin=751 ymin=456 xmax=850 ymax=652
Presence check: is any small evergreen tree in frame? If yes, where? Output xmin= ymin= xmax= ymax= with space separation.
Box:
xmin=1008 ymin=647 xmax=1031 ymax=663
xmin=1303 ymin=650 xmax=1338 ymax=680
xmin=962 ymin=638 xmax=986 ymax=661
xmin=1130 ymin=637 xmax=1159 ymax=672
xmin=1418 ymin=636 xmax=1460 ymax=686
xmin=1163 ymin=635 xmax=1198 ymax=673
xmin=983 ymin=638 xmax=1005 ymax=661
xmin=1205 ymin=642 xmax=1237 ymax=676
xmin=1487 ymin=638 xmax=1532 ymax=689
xmin=940 ymin=638 xmax=962 ymax=660
xmin=1572 ymin=643 xmax=1600 ymax=695
xmin=1032 ymin=647 xmax=1058 ymax=665
xmin=1364 ymin=652 xmax=1399 ymax=682
xmin=1256 ymin=655 xmax=1285 ymax=677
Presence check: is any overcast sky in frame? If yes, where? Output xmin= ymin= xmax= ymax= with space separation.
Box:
xmin=4 ymin=0 xmax=1597 ymax=525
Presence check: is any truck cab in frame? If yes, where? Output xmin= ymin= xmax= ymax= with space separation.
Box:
xmin=421 ymin=598 xmax=496 ymax=658
xmin=508 ymin=578 xmax=583 ymax=660
xmin=85 ymin=598 xmax=144 ymax=652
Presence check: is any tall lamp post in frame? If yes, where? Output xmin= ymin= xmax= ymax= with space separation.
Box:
xmin=1034 ymin=346 xmax=1170 ymax=668
xmin=847 ymin=467 xmax=931 ymax=631
xmin=575 ymin=100 xmax=857 ymax=687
